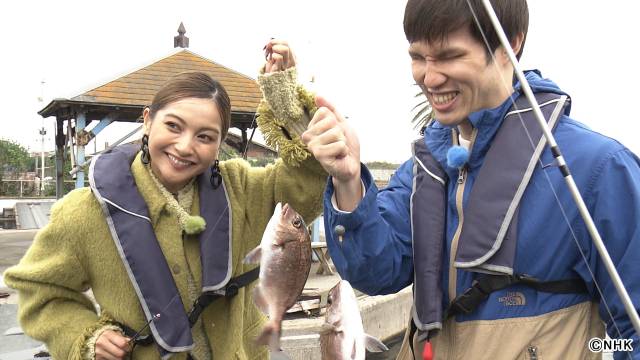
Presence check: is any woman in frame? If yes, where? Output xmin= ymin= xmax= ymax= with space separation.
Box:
xmin=4 ymin=42 xmax=326 ymax=359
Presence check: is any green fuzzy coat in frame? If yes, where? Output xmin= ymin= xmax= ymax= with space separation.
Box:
xmin=4 ymin=153 xmax=327 ymax=359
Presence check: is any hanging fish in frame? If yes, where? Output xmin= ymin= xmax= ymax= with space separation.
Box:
xmin=243 ymin=203 xmax=312 ymax=359
xmin=320 ymin=280 xmax=389 ymax=360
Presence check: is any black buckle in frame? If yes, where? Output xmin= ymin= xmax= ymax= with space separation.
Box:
xmin=225 ymin=282 xmax=239 ymax=297
xmin=188 ymin=292 xmax=225 ymax=326
xmin=450 ymin=280 xmax=490 ymax=314
xmin=515 ymin=273 xmax=540 ymax=285
xmin=187 ymin=301 xmax=204 ymax=326
xmin=132 ymin=333 xmax=154 ymax=346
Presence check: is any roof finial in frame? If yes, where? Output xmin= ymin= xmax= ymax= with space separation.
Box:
xmin=174 ymin=22 xmax=189 ymax=48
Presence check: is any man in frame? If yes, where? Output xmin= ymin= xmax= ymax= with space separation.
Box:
xmin=301 ymin=0 xmax=640 ymax=359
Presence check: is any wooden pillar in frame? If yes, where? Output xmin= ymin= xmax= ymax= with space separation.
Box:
xmin=55 ymin=118 xmax=65 ymax=199
xmin=241 ymin=125 xmax=248 ymax=159
xmin=75 ymin=112 xmax=86 ymax=188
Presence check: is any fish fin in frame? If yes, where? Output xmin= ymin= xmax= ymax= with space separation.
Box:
xmin=272 ymin=231 xmax=294 ymax=246
xmin=319 ymin=322 xmax=340 ymax=335
xmin=255 ymin=319 xmax=281 ymax=352
xmin=364 ymin=333 xmax=389 ymax=352
xmin=253 ymin=286 xmax=269 ymax=314
xmin=269 ymin=349 xmax=292 ymax=360
xmin=351 ymin=339 xmax=357 ymax=359
xmin=243 ymin=246 xmax=262 ymax=264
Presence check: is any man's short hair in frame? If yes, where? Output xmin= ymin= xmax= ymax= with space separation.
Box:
xmin=403 ymin=0 xmax=529 ymax=61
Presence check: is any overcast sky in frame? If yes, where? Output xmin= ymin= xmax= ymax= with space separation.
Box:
xmin=0 ymin=0 xmax=638 ymax=163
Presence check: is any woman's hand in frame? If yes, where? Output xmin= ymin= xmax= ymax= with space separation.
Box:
xmin=263 ymin=39 xmax=296 ymax=73
xmin=95 ymin=330 xmax=131 ymax=360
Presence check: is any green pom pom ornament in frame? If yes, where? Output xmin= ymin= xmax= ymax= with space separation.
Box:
xmin=184 ymin=215 xmax=206 ymax=235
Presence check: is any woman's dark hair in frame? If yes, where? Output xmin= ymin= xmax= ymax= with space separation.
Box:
xmin=404 ymin=0 xmax=529 ymax=61
xmin=148 ymin=72 xmax=231 ymax=139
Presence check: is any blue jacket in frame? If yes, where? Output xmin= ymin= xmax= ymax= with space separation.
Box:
xmin=323 ymin=71 xmax=640 ymax=358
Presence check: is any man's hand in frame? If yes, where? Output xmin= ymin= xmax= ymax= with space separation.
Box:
xmin=95 ymin=330 xmax=130 ymax=360
xmin=264 ymin=39 xmax=296 ymax=73
xmin=302 ymin=96 xmax=362 ymax=211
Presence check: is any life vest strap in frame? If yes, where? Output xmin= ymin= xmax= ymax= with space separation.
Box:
xmin=187 ymin=266 xmax=261 ymax=326
xmin=120 ymin=266 xmax=261 ymax=347
xmin=445 ymin=274 xmax=587 ymax=318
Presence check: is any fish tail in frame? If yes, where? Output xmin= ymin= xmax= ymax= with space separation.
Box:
xmin=270 ymin=349 xmax=292 ymax=360
xmin=256 ymin=319 xmax=282 ymax=352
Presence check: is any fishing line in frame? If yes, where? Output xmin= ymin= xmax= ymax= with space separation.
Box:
xmin=464 ymin=0 xmax=633 ymax=353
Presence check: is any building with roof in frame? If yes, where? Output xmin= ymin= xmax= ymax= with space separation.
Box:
xmin=38 ymin=23 xmax=268 ymax=198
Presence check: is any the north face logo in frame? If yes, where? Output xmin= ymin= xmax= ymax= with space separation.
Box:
xmin=499 ymin=291 xmax=526 ymax=306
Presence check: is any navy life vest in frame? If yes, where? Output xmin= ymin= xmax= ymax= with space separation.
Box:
xmin=409 ymin=93 xmax=586 ymax=338
xmin=89 ymin=144 xmax=257 ymax=356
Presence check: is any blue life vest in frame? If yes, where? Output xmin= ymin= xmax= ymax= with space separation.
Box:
xmin=409 ymin=93 xmax=585 ymax=337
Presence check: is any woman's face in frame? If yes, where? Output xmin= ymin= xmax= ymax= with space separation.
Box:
xmin=143 ymin=97 xmax=222 ymax=193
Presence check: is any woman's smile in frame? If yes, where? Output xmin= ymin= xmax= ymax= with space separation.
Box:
xmin=166 ymin=152 xmax=195 ymax=170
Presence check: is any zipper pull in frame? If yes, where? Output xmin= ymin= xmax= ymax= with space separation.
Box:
xmin=527 ymin=346 xmax=538 ymax=360
xmin=457 ymin=167 xmax=467 ymax=184
xmin=422 ymin=340 xmax=433 ymax=360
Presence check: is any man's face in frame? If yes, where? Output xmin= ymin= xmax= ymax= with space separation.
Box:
xmin=409 ymin=26 xmax=512 ymax=126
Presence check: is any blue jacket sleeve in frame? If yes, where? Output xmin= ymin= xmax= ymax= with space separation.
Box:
xmin=323 ymin=160 xmax=415 ymax=295
xmin=576 ymin=147 xmax=640 ymax=359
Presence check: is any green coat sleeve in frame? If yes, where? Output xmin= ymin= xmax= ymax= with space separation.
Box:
xmin=253 ymin=155 xmax=327 ymax=224
xmin=3 ymin=189 xmax=114 ymax=359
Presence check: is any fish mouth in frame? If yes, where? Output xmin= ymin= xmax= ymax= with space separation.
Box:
xmin=281 ymin=203 xmax=299 ymax=223
xmin=330 ymin=280 xmax=354 ymax=304
xmin=282 ymin=203 xmax=291 ymax=217
xmin=338 ymin=280 xmax=353 ymax=291
xmin=328 ymin=280 xmax=345 ymax=305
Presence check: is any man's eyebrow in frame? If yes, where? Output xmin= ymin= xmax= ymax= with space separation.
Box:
xmin=408 ymin=47 xmax=465 ymax=59
xmin=432 ymin=47 xmax=465 ymax=58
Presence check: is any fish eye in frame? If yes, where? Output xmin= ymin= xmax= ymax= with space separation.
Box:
xmin=292 ymin=217 xmax=302 ymax=228
xmin=327 ymin=295 xmax=333 ymax=306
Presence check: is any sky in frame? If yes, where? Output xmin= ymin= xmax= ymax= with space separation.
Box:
xmin=0 ymin=0 xmax=639 ymax=164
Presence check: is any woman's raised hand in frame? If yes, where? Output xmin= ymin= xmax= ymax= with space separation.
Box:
xmin=263 ymin=39 xmax=296 ymax=73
